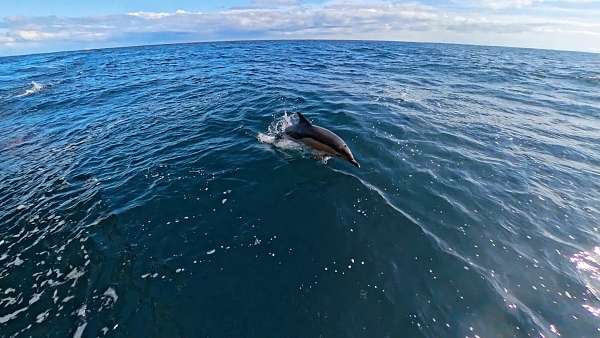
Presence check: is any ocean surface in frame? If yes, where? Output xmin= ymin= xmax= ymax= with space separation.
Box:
xmin=1 ymin=40 xmax=599 ymax=337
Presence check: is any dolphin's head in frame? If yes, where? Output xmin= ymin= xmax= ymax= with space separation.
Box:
xmin=340 ymin=144 xmax=360 ymax=168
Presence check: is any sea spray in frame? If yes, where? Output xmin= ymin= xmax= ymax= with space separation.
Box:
xmin=16 ymin=81 xmax=45 ymax=98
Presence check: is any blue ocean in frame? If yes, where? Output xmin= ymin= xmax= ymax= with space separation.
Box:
xmin=1 ymin=41 xmax=599 ymax=337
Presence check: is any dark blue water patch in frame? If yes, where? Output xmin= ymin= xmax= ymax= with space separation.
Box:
xmin=1 ymin=40 xmax=599 ymax=337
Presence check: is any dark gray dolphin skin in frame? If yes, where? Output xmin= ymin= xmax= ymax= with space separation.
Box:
xmin=284 ymin=112 xmax=360 ymax=167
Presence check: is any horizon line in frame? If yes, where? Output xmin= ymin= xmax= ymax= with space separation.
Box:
xmin=1 ymin=38 xmax=598 ymax=59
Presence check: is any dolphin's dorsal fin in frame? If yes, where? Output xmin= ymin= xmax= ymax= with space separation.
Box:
xmin=297 ymin=112 xmax=312 ymax=126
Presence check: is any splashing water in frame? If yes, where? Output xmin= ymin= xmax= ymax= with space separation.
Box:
xmin=257 ymin=112 xmax=296 ymax=148
xmin=257 ymin=112 xmax=331 ymax=163
xmin=16 ymin=81 xmax=44 ymax=98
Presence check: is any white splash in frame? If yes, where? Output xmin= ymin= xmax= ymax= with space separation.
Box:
xmin=16 ymin=81 xmax=45 ymax=98
xmin=257 ymin=112 xmax=303 ymax=151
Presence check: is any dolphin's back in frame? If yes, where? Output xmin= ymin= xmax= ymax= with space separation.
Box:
xmin=285 ymin=117 xmax=346 ymax=152
xmin=283 ymin=123 xmax=308 ymax=140
xmin=309 ymin=125 xmax=346 ymax=149
xmin=283 ymin=112 xmax=359 ymax=167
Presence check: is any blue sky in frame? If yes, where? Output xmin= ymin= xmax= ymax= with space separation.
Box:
xmin=1 ymin=0 xmax=599 ymax=56
xmin=0 ymin=1 xmax=256 ymax=16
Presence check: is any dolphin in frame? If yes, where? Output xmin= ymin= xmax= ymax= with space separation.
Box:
xmin=284 ymin=112 xmax=360 ymax=168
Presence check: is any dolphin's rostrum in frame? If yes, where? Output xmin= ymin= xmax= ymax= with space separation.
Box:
xmin=284 ymin=112 xmax=360 ymax=167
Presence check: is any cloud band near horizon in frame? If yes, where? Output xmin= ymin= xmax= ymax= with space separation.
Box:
xmin=1 ymin=0 xmax=599 ymax=56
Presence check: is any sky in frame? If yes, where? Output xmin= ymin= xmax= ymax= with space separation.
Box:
xmin=0 ymin=0 xmax=599 ymax=56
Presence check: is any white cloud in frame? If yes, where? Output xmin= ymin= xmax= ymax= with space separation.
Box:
xmin=127 ymin=12 xmax=175 ymax=20
xmin=457 ymin=0 xmax=600 ymax=9
xmin=247 ymin=0 xmax=299 ymax=7
xmin=0 ymin=35 xmax=15 ymax=44
xmin=465 ymin=0 xmax=543 ymax=9
xmin=16 ymin=30 xmax=66 ymax=41
xmin=127 ymin=9 xmax=193 ymax=19
xmin=0 ymin=1 xmax=599 ymax=55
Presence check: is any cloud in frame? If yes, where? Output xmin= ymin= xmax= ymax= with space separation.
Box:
xmin=456 ymin=0 xmax=600 ymax=10
xmin=0 ymin=0 xmax=599 ymax=55
xmin=127 ymin=11 xmax=179 ymax=20
xmin=462 ymin=0 xmax=543 ymax=9
xmin=243 ymin=0 xmax=300 ymax=8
